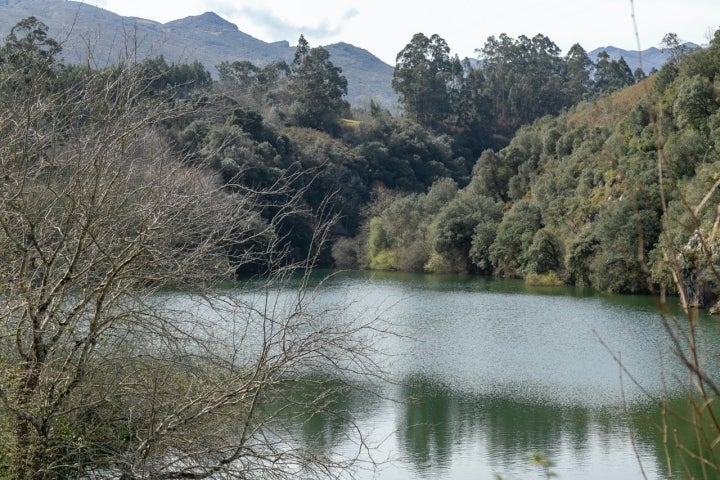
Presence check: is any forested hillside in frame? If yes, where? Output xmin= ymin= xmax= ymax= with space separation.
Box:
xmin=356 ymin=29 xmax=720 ymax=310
xmin=1 ymin=15 xmax=717 ymax=297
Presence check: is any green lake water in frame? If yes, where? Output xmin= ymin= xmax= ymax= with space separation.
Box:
xmin=272 ymin=270 xmax=720 ymax=480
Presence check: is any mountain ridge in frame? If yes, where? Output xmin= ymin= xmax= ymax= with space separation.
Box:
xmin=0 ymin=0 xmax=686 ymax=109
xmin=588 ymin=43 xmax=698 ymax=74
xmin=0 ymin=0 xmax=397 ymax=108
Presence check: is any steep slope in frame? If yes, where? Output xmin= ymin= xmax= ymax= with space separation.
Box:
xmin=324 ymin=42 xmax=396 ymax=109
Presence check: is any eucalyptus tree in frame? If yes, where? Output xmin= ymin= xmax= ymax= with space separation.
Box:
xmin=392 ymin=33 xmax=456 ymax=128
xmin=479 ymin=33 xmax=571 ymax=137
xmin=289 ymin=35 xmax=350 ymax=133
xmin=216 ymin=59 xmax=290 ymax=110
xmin=0 ymin=16 xmax=61 ymax=98
xmin=594 ymin=51 xmax=635 ymax=94
xmin=564 ymin=43 xmax=595 ymax=102
xmin=660 ymin=32 xmax=688 ymax=63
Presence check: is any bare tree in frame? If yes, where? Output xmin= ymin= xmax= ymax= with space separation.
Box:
xmin=649 ymin=131 xmax=720 ymax=480
xmin=0 ymin=19 xmax=384 ymax=480
xmin=627 ymin=17 xmax=720 ymax=477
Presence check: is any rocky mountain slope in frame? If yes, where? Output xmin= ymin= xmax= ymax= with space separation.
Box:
xmin=0 ymin=0 xmax=396 ymax=108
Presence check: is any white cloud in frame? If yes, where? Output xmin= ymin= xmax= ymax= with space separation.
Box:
xmin=82 ymin=0 xmax=720 ymax=65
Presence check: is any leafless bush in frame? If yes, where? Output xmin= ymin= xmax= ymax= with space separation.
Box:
xmin=0 ymin=43 xmax=385 ymax=479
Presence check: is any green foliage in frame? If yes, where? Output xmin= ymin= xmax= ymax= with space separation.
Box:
xmin=367 ymin=217 xmax=400 ymax=270
xmin=359 ymin=31 xmax=708 ymax=288
xmin=432 ymin=187 xmax=502 ymax=272
xmin=565 ymin=43 xmax=595 ymax=102
xmin=216 ymin=59 xmax=290 ymax=113
xmin=368 ymin=217 xmax=390 ymax=261
xmin=354 ymin=140 xmax=417 ymax=190
xmin=594 ymin=51 xmax=636 ymax=94
xmin=362 ymin=178 xmax=468 ymax=272
xmin=425 ymin=177 xmax=461 ymax=209
xmin=479 ymin=33 xmax=581 ymax=137
xmin=524 ymin=271 xmax=564 ymax=287
xmin=0 ymin=16 xmax=61 ymax=93
xmin=6 ymin=12 xmax=717 ymax=299
xmin=677 ymin=29 xmax=720 ymax=82
xmin=0 ymin=16 xmax=65 ymax=113
xmin=672 ymin=74 xmax=719 ymax=132
xmin=525 ymin=229 xmax=564 ymax=275
xmin=663 ymin=128 xmax=712 ymax=179
xmin=386 ymin=121 xmax=456 ymax=185
xmin=490 ymin=200 xmax=543 ymax=277
xmin=567 ymin=230 xmax=600 ymax=286
xmin=390 ymin=31 xmax=600 ymax=157
xmin=661 ymin=32 xmax=689 ymax=63
xmin=139 ymin=56 xmax=212 ymax=98
xmin=218 ymin=59 xmax=289 ymax=91
xmin=654 ymin=61 xmax=680 ymax=95
xmin=331 ymin=236 xmax=363 ymax=269
xmin=655 ymin=160 xmax=720 ymax=269
xmin=589 ymin=199 xmax=661 ymax=293
xmin=392 ymin=33 xmax=455 ymax=128
xmin=289 ymin=36 xmax=349 ymax=134
xmin=469 ymin=222 xmax=499 ymax=274
xmin=353 ymin=26 xmax=720 ymax=297
xmin=227 ymin=107 xmax=266 ymax=140
xmin=472 ymin=149 xmax=517 ymax=202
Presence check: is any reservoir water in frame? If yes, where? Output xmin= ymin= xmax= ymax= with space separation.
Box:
xmin=234 ymin=270 xmax=720 ymax=479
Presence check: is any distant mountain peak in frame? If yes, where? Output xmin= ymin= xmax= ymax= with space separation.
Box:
xmin=194 ymin=11 xmax=233 ymax=25
xmin=588 ymin=42 xmax=700 ymax=74
xmin=164 ymin=11 xmax=238 ymax=32
xmin=0 ymin=0 xmax=397 ymax=108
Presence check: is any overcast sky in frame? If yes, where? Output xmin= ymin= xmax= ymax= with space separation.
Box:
xmin=84 ymin=0 xmax=719 ymax=64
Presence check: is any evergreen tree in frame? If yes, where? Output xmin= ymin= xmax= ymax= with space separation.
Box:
xmin=564 ymin=43 xmax=594 ymax=101
xmin=289 ymin=35 xmax=349 ymax=133
xmin=594 ymin=51 xmax=635 ymax=93
xmin=392 ymin=33 xmax=454 ymax=128
xmin=0 ymin=16 xmax=61 ymax=96
xmin=479 ymin=33 xmax=572 ymax=137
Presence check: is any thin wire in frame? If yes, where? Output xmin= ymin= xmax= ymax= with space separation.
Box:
xmin=629 ymin=0 xmax=644 ymax=74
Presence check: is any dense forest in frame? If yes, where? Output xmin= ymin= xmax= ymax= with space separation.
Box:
xmin=358 ymin=31 xmax=720 ymax=307
xmin=3 ymin=18 xmax=719 ymax=294
xmin=145 ymin=24 xmax=718 ymax=306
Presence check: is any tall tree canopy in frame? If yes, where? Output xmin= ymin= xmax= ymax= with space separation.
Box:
xmin=564 ymin=43 xmax=595 ymax=102
xmin=0 ymin=16 xmax=61 ymax=95
xmin=288 ymin=34 xmax=349 ymax=133
xmin=479 ymin=33 xmax=573 ymax=137
xmin=594 ymin=50 xmax=636 ymax=93
xmin=392 ymin=33 xmax=457 ymax=128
